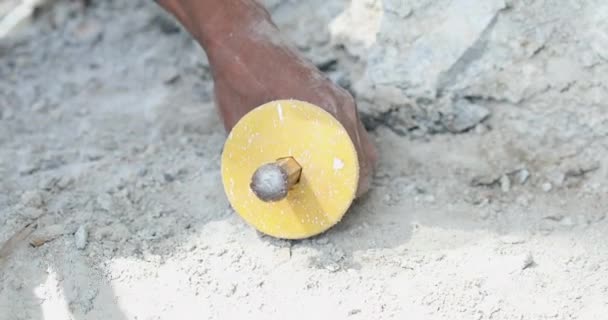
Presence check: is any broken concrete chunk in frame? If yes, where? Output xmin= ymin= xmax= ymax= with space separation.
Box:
xmin=366 ymin=0 xmax=506 ymax=99
xmin=444 ymin=101 xmax=490 ymax=133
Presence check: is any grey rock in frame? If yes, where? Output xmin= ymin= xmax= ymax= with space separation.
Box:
xmin=366 ymin=0 xmax=506 ymax=99
xmin=75 ymin=225 xmax=88 ymax=250
xmin=325 ymin=262 xmax=341 ymax=273
xmin=444 ymin=101 xmax=491 ymax=133
xmin=516 ymin=169 xmax=530 ymax=185
xmin=500 ymin=175 xmax=511 ymax=193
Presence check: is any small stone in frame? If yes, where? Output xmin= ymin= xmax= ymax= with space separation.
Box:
xmin=516 ymin=169 xmax=530 ymax=185
xmin=444 ymin=101 xmax=491 ymax=133
xmin=500 ymin=175 xmax=511 ymax=193
xmin=75 ymin=225 xmax=88 ymax=250
xmin=541 ymin=182 xmax=553 ymax=192
xmin=325 ymin=262 xmax=341 ymax=273
xmin=163 ymin=172 xmax=175 ymax=183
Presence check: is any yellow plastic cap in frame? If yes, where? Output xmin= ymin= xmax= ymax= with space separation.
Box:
xmin=220 ymin=99 xmax=359 ymax=239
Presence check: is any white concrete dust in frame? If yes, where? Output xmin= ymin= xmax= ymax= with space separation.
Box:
xmin=1 ymin=0 xmax=608 ymax=319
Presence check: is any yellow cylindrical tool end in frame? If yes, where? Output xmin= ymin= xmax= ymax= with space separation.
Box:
xmin=220 ymin=99 xmax=359 ymax=239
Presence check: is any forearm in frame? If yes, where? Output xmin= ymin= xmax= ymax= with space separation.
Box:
xmin=155 ymin=0 xmax=271 ymax=49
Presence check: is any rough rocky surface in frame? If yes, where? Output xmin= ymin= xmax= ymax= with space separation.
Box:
xmin=1 ymin=0 xmax=608 ymax=319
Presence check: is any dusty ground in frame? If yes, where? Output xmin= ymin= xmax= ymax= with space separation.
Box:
xmin=1 ymin=0 xmax=608 ymax=319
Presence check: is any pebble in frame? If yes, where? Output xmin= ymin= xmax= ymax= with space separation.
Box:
xmin=444 ymin=101 xmax=491 ymax=133
xmin=75 ymin=225 xmax=88 ymax=250
xmin=541 ymin=182 xmax=553 ymax=192
xmin=163 ymin=172 xmax=175 ymax=183
xmin=500 ymin=175 xmax=511 ymax=193
xmin=516 ymin=169 xmax=530 ymax=185
xmin=325 ymin=262 xmax=341 ymax=273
